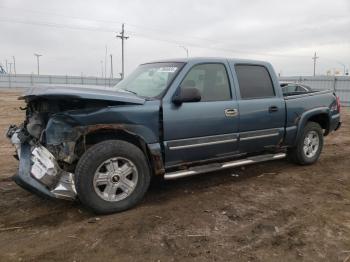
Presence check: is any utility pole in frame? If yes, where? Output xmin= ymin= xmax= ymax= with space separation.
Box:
xmin=34 ymin=53 xmax=42 ymax=75
xmin=110 ymin=54 xmax=114 ymax=79
xmin=12 ymin=56 xmax=16 ymax=75
xmin=180 ymin=46 xmax=189 ymax=58
xmin=5 ymin=59 xmax=8 ymax=73
xmin=8 ymin=62 xmax=12 ymax=74
xmin=312 ymin=52 xmax=319 ymax=77
xmin=117 ymin=23 xmax=129 ymax=79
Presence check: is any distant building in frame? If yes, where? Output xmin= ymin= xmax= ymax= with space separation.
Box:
xmin=326 ymin=68 xmax=344 ymax=76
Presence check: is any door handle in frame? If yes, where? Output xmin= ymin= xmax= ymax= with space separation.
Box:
xmin=225 ymin=108 xmax=238 ymax=117
xmin=269 ymin=106 xmax=279 ymax=113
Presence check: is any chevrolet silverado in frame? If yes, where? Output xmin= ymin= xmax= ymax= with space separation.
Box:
xmin=7 ymin=58 xmax=341 ymax=214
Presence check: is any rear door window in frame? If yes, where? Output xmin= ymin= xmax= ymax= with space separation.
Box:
xmin=235 ymin=65 xmax=275 ymax=99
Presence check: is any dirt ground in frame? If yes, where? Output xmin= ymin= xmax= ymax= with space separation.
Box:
xmin=0 ymin=89 xmax=349 ymax=262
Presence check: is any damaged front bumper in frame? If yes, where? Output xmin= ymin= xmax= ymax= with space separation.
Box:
xmin=7 ymin=126 xmax=77 ymax=200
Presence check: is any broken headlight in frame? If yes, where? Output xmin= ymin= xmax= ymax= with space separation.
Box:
xmin=45 ymin=115 xmax=80 ymax=145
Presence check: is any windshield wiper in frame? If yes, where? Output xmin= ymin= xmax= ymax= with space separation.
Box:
xmin=122 ymin=88 xmax=154 ymax=100
xmin=124 ymin=89 xmax=138 ymax=95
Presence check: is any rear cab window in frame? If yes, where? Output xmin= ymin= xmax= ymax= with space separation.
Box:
xmin=234 ymin=65 xmax=275 ymax=99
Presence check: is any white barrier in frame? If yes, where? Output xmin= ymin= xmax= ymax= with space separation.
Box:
xmin=280 ymin=76 xmax=350 ymax=106
xmin=0 ymin=74 xmax=121 ymax=88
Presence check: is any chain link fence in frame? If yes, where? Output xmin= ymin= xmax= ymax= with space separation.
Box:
xmin=279 ymin=76 xmax=350 ymax=107
xmin=0 ymin=74 xmax=120 ymax=88
xmin=0 ymin=74 xmax=349 ymax=106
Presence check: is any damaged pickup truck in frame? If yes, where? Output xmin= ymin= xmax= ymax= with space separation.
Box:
xmin=7 ymin=58 xmax=341 ymax=214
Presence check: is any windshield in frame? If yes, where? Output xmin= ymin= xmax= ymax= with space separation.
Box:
xmin=115 ymin=62 xmax=184 ymax=98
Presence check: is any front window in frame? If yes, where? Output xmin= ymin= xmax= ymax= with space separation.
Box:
xmin=180 ymin=63 xmax=231 ymax=102
xmin=115 ymin=62 xmax=184 ymax=98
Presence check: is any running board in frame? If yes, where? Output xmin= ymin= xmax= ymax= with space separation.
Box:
xmin=164 ymin=153 xmax=286 ymax=180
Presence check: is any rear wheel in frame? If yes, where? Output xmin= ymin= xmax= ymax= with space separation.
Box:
xmin=75 ymin=140 xmax=151 ymax=214
xmin=288 ymin=122 xmax=323 ymax=165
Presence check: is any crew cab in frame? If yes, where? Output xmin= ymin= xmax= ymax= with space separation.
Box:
xmin=7 ymin=58 xmax=341 ymax=214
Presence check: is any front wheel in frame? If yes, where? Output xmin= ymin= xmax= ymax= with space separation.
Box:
xmin=288 ymin=122 xmax=324 ymax=165
xmin=75 ymin=140 xmax=151 ymax=214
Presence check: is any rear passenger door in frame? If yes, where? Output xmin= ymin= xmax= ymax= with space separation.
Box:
xmin=162 ymin=62 xmax=239 ymax=168
xmin=231 ymin=64 xmax=285 ymax=153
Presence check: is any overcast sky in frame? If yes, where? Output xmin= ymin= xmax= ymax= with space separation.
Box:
xmin=0 ymin=0 xmax=349 ymax=77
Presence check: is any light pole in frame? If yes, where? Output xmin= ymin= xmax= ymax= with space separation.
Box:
xmin=100 ymin=60 xmax=104 ymax=78
xmin=110 ymin=54 xmax=114 ymax=79
xmin=337 ymin=62 xmax=347 ymax=75
xmin=12 ymin=56 xmax=16 ymax=75
xmin=312 ymin=52 xmax=319 ymax=77
xmin=180 ymin=46 xmax=189 ymax=58
xmin=34 ymin=53 xmax=42 ymax=75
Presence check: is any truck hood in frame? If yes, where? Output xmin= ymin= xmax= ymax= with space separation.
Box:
xmin=20 ymin=85 xmax=146 ymax=105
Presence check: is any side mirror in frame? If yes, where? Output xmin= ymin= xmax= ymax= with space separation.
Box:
xmin=173 ymin=87 xmax=201 ymax=104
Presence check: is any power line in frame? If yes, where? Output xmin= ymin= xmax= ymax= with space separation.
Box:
xmin=0 ymin=6 xmax=126 ymax=27
xmin=129 ymin=31 xmax=311 ymax=59
xmin=0 ymin=5 xmax=224 ymax=46
xmin=1 ymin=4 xmax=349 ymax=70
xmin=0 ymin=16 xmax=315 ymax=59
xmin=1 ymin=15 xmax=309 ymax=59
xmin=0 ymin=15 xmax=345 ymax=64
xmin=0 ymin=18 xmax=116 ymax=33
xmin=0 ymin=17 xmax=327 ymax=60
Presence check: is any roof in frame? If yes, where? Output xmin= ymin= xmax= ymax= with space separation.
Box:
xmin=143 ymin=57 xmax=270 ymax=66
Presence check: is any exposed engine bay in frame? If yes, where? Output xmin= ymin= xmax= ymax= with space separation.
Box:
xmin=7 ymin=98 xmax=118 ymax=200
xmin=6 ymin=86 xmax=155 ymax=201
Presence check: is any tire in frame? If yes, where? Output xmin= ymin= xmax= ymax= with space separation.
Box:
xmin=75 ymin=140 xmax=151 ymax=214
xmin=288 ymin=121 xmax=323 ymax=165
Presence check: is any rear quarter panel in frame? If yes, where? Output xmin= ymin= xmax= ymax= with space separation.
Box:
xmin=284 ymin=91 xmax=338 ymax=146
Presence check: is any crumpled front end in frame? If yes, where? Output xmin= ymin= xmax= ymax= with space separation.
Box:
xmin=7 ymin=125 xmax=77 ymax=200
xmin=6 ymin=92 xmax=119 ymax=200
xmin=7 ymin=89 xmax=163 ymax=201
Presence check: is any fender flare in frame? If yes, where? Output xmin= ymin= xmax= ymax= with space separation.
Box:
xmin=294 ymin=107 xmax=330 ymax=145
xmin=80 ymin=125 xmax=165 ymax=177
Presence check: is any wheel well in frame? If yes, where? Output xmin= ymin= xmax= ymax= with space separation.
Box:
xmin=83 ymin=129 xmax=156 ymax=174
xmin=85 ymin=129 xmax=143 ymax=148
xmin=308 ymin=113 xmax=330 ymax=135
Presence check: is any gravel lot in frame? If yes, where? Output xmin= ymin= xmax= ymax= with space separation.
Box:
xmin=0 ymin=89 xmax=349 ymax=262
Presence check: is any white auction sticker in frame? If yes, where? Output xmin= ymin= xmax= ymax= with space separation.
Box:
xmin=157 ymin=67 xmax=177 ymax=73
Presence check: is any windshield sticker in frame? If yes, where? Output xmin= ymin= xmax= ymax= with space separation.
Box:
xmin=157 ymin=67 xmax=178 ymax=73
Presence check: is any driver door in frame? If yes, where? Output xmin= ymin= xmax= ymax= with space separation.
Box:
xmin=162 ymin=62 xmax=239 ymax=168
